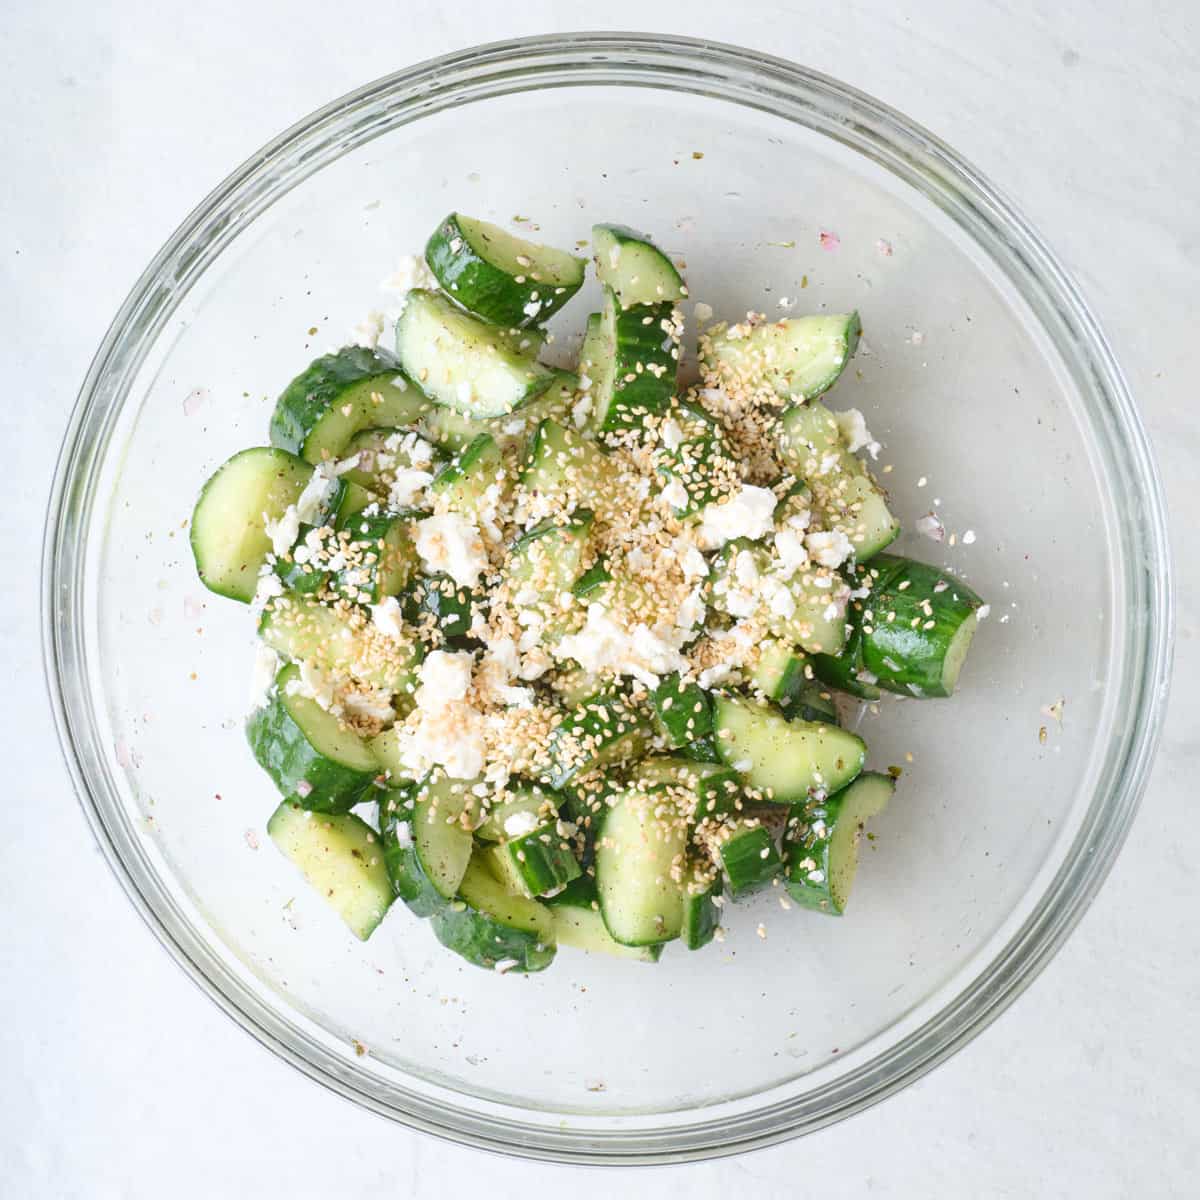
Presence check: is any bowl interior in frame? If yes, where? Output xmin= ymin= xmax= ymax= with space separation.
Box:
xmin=63 ymin=51 xmax=1153 ymax=1155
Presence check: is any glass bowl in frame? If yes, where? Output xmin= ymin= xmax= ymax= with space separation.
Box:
xmin=42 ymin=33 xmax=1172 ymax=1164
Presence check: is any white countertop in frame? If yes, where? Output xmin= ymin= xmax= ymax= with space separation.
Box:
xmin=3 ymin=1 xmax=1196 ymax=1195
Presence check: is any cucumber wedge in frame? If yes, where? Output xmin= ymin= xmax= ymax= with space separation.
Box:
xmin=703 ymin=312 xmax=860 ymax=400
xmin=395 ymin=289 xmax=555 ymax=419
xmin=786 ymin=772 xmax=895 ymax=914
xmin=631 ymin=756 xmax=743 ymax=820
xmin=425 ymin=213 xmax=586 ymax=327
xmin=270 ymin=347 xmax=428 ymax=464
xmin=246 ymin=664 xmax=379 ymax=811
xmin=488 ymin=819 xmax=581 ymax=898
xmin=537 ymin=689 xmax=654 ymax=790
xmin=191 ymin=447 xmax=313 ymax=602
xmin=592 ymin=223 xmax=686 ymax=307
xmin=429 ymin=432 xmax=508 ymax=514
xmin=267 ymin=801 xmax=392 ymax=940
xmin=595 ymin=787 xmax=687 ymax=947
xmin=680 ymin=866 xmax=722 ymax=950
xmin=546 ymin=878 xmax=661 ymax=962
xmin=430 ymin=856 xmax=556 ymax=973
xmin=712 ymin=693 xmax=865 ymax=804
xmin=715 ymin=820 xmax=783 ymax=897
xmin=377 ymin=785 xmax=445 ymax=917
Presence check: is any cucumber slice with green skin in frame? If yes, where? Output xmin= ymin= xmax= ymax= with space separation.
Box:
xmin=429 ymin=432 xmax=507 ymax=514
xmin=334 ymin=511 xmax=419 ymax=605
xmin=547 ymin=878 xmax=662 ymax=962
xmin=425 ymin=213 xmax=586 ymax=328
xmin=702 ymin=312 xmax=860 ymax=401
xmin=417 ymin=372 xmax=575 ymax=453
xmin=545 ymin=663 xmax=607 ymax=708
xmin=430 ymin=857 xmax=556 ymax=973
xmin=396 ymin=290 xmax=556 ymax=419
xmin=786 ymin=681 xmax=841 ymax=725
xmin=191 ymin=447 xmax=313 ymax=602
xmin=270 ymin=347 xmax=429 ymax=465
xmin=488 ymin=819 xmax=581 ymax=898
xmin=849 ymin=554 xmax=984 ymax=698
xmin=267 ymin=801 xmax=393 ymax=941
xmin=504 ymin=510 xmax=595 ymax=644
xmin=409 ymin=771 xmax=477 ymax=904
xmin=715 ymin=821 xmax=783 ymax=898
xmin=259 ymin=593 xmax=423 ymax=697
xmin=631 ymin=756 xmax=744 ymax=819
xmin=651 ymin=673 xmax=713 ymax=747
xmin=655 ymin=402 xmax=739 ymax=517
xmin=407 ymin=574 xmax=483 ymax=642
xmin=773 ymin=477 xmax=813 ymax=523
xmin=810 ymin=622 xmax=883 ymax=701
xmin=591 ymin=223 xmax=687 ymax=308
xmin=595 ymin=787 xmax=688 ymax=947
xmin=571 ymin=557 xmax=612 ymax=600
xmin=709 ymin=539 xmax=848 ymax=656
xmin=677 ymin=735 xmax=723 ymax=764
xmin=586 ymin=289 xmax=679 ymax=437
xmin=246 ymin=664 xmax=379 ymax=812
xmin=538 ymin=689 xmax=654 ymax=790
xmin=341 ymin=427 xmax=443 ymax=497
xmin=475 ymin=784 xmax=560 ymax=841
xmin=785 ymin=772 xmax=895 ymax=914
xmin=520 ymin=418 xmax=617 ymax=499
xmin=369 ymin=726 xmax=411 ymax=782
xmin=377 ymin=785 xmax=446 ymax=917
xmin=712 ymin=693 xmax=866 ymax=804
xmin=747 ymin=639 xmax=809 ymax=707
xmin=681 ymin=866 xmax=722 ymax=950
xmin=778 ymin=402 xmax=899 ymax=561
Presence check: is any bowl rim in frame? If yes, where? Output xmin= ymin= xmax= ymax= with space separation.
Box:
xmin=41 ymin=31 xmax=1174 ymax=1164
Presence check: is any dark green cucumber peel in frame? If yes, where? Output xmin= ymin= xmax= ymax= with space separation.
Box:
xmin=270 ymin=347 xmax=428 ymax=464
xmin=681 ymin=867 xmax=722 ymax=951
xmin=407 ymin=574 xmax=483 ymax=641
xmin=377 ymin=785 xmax=446 ymax=917
xmin=717 ymin=822 xmax=783 ymax=898
xmin=246 ymin=664 xmax=379 ymax=813
xmin=785 ymin=772 xmax=896 ymax=914
xmin=425 ymin=213 xmax=585 ymax=328
xmin=537 ymin=690 xmax=654 ymax=790
xmin=546 ymin=877 xmax=662 ymax=962
xmin=334 ymin=511 xmax=419 ymax=605
xmin=490 ymin=820 xmax=582 ymax=898
xmin=651 ymin=673 xmax=714 ymax=747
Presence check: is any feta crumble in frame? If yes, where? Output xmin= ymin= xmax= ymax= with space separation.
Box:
xmin=414 ymin=512 xmax=489 ymax=588
xmin=697 ymin=484 xmax=776 ymax=550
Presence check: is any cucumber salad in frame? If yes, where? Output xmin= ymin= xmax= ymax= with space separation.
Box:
xmin=192 ymin=213 xmax=985 ymax=973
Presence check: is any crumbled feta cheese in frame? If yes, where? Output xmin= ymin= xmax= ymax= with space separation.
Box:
xmin=679 ymin=544 xmax=710 ymax=580
xmin=693 ymin=301 xmax=714 ymax=323
xmin=250 ymin=568 xmax=284 ymax=617
xmin=416 ymin=650 xmax=474 ymax=707
xmin=296 ymin=465 xmax=340 ymax=525
xmin=285 ymin=659 xmax=339 ymax=711
xmin=350 ymin=310 xmax=385 ymax=349
xmin=773 ymin=528 xmax=810 ymax=577
xmin=380 ymin=254 xmax=437 ymax=296
xmin=805 ymin=529 xmax=853 ymax=569
xmin=370 ymin=596 xmax=407 ymax=641
xmin=249 ymin=642 xmax=280 ymax=709
xmin=764 ymin=577 xmax=797 ymax=619
xmin=962 ymin=529 xmax=977 ymax=545
xmin=697 ymin=485 xmax=776 ymax=550
xmin=734 ymin=549 xmax=760 ymax=586
xmin=556 ymin=603 xmax=688 ymax=687
xmin=414 ymin=512 xmax=489 ymax=588
xmin=263 ymin=505 xmax=301 ymax=557
xmin=388 ymin=467 xmax=434 ymax=509
xmin=522 ymin=298 xmax=542 ymax=320
xmin=660 ymin=477 xmax=689 ymax=511
xmin=659 ymin=417 xmax=684 ymax=450
xmin=833 ymin=407 xmax=881 ymax=459
xmin=342 ymin=688 xmax=396 ymax=724
xmin=676 ymin=587 xmax=707 ymax=632
xmin=571 ymin=393 xmax=593 ymax=428
xmin=503 ymin=811 xmax=540 ymax=838
xmin=698 ymin=663 xmax=732 ymax=689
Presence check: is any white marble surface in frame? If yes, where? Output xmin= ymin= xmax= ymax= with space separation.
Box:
xmin=2 ymin=1 xmax=1196 ymax=1195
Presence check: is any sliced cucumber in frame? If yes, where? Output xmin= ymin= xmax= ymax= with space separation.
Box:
xmin=595 ymin=787 xmax=687 ymax=947
xmin=430 ymin=856 xmax=556 ymax=973
xmin=488 ymin=819 xmax=581 ymax=898
xmin=334 ymin=511 xmax=420 ymax=605
xmin=267 ymin=801 xmax=392 ymax=941
xmin=395 ymin=289 xmax=555 ymax=419
xmin=260 ymin=593 xmax=423 ymax=697
xmin=546 ymin=878 xmax=662 ymax=962
xmin=778 ymin=402 xmax=898 ymax=560
xmin=702 ymin=313 xmax=860 ymax=400
xmin=681 ymin=865 xmax=722 ymax=950
xmin=677 ymin=735 xmax=723 ymax=765
xmin=377 ymin=785 xmax=445 ymax=917
xmin=631 ymin=756 xmax=743 ymax=820
xmin=503 ymin=510 xmax=595 ymax=644
xmin=848 ymin=555 xmax=984 ymax=697
xmin=650 ymin=673 xmax=713 ymax=747
xmin=429 ymin=432 xmax=507 ymax=514
xmin=246 ymin=663 xmax=379 ymax=811
xmin=655 ymin=402 xmax=738 ymax=517
xmin=715 ymin=820 xmax=783 ymax=897
xmin=191 ymin=447 xmax=313 ymax=602
xmin=537 ymin=689 xmax=654 ymax=790
xmin=586 ymin=289 xmax=678 ymax=437
xmin=712 ymin=693 xmax=865 ymax=804
xmin=520 ymin=418 xmax=617 ymax=500
xmin=425 ymin=213 xmax=586 ymax=328
xmin=592 ymin=223 xmax=686 ymax=308
xmin=785 ymin=772 xmax=895 ymax=914
xmin=408 ymin=771 xmax=477 ymax=903
xmin=810 ymin=621 xmax=883 ymax=701
xmin=270 ymin=347 xmax=428 ymax=464
xmin=341 ymin=427 xmax=441 ymax=498
xmin=417 ymin=373 xmax=576 ymax=453
xmin=747 ymin=639 xmax=809 ymax=707
xmin=474 ymin=784 xmax=559 ymax=841
xmin=407 ymin=574 xmax=483 ymax=642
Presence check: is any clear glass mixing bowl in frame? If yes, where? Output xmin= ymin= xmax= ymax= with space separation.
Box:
xmin=42 ymin=34 xmax=1172 ymax=1163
